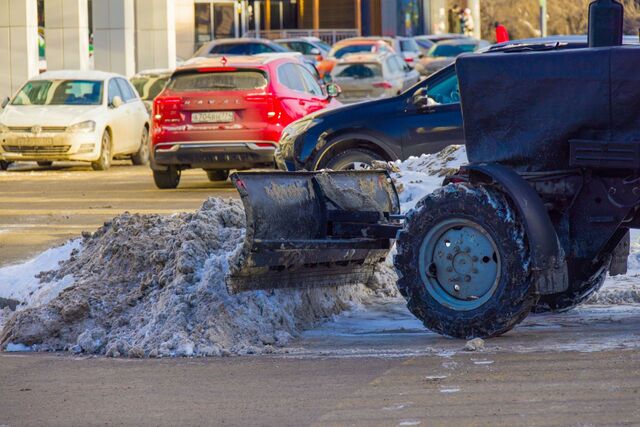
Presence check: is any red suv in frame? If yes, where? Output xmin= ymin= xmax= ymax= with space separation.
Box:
xmin=150 ymin=56 xmax=341 ymax=188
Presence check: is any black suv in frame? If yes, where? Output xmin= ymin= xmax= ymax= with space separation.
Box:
xmin=274 ymin=39 xmax=600 ymax=171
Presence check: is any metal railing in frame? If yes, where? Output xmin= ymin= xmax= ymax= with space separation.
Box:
xmin=243 ymin=29 xmax=360 ymax=44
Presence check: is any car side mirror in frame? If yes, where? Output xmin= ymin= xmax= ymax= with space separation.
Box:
xmin=1 ymin=97 xmax=9 ymax=108
xmin=111 ymin=95 xmax=123 ymax=108
xmin=412 ymin=87 xmax=432 ymax=109
xmin=326 ymin=83 xmax=341 ymax=98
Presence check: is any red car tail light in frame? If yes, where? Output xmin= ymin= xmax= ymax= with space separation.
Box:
xmin=153 ymin=97 xmax=183 ymax=124
xmin=405 ymin=57 xmax=414 ymax=63
xmin=373 ymin=81 xmax=393 ymax=89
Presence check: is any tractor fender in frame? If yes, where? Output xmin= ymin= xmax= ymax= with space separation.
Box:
xmin=463 ymin=163 xmax=569 ymax=295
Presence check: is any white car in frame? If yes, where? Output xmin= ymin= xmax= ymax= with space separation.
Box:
xmin=0 ymin=70 xmax=150 ymax=170
xmin=330 ymin=52 xmax=420 ymax=104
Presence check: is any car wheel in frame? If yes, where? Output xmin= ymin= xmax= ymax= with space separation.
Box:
xmin=395 ymin=183 xmax=538 ymax=339
xmin=37 ymin=161 xmax=53 ymax=167
xmin=322 ymin=148 xmax=384 ymax=171
xmin=153 ymin=166 xmax=181 ymax=189
xmin=131 ymin=127 xmax=150 ymax=166
xmin=91 ymin=131 xmax=112 ymax=171
xmin=206 ymin=169 xmax=229 ymax=182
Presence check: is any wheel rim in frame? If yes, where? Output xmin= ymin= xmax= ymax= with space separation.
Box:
xmin=101 ymin=133 xmax=111 ymax=168
xmin=418 ymin=218 xmax=501 ymax=311
xmin=140 ymin=129 xmax=149 ymax=161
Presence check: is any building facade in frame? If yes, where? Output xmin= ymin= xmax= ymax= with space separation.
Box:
xmin=1 ymin=0 xmax=453 ymax=98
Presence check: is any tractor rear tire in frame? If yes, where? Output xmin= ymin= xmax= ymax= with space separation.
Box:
xmin=395 ymin=183 xmax=538 ymax=339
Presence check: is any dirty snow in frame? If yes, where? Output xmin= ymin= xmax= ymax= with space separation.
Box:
xmin=0 ymin=198 xmax=395 ymax=357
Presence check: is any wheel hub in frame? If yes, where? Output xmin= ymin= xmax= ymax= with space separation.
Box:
xmin=419 ymin=219 xmax=501 ymax=311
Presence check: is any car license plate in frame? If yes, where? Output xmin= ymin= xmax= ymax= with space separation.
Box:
xmin=191 ymin=111 xmax=234 ymax=124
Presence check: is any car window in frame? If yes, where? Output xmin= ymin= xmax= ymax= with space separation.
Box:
xmin=330 ymin=44 xmax=376 ymax=59
xmin=277 ymin=63 xmax=306 ymax=92
xmin=116 ymin=78 xmax=136 ymax=102
xmin=425 ymin=71 xmax=460 ymax=105
xmin=210 ymin=43 xmax=269 ymax=55
xmin=108 ymin=79 xmax=123 ymax=104
xmin=400 ymin=38 xmax=420 ymax=53
xmin=386 ymin=57 xmax=400 ymax=74
xmin=286 ymin=41 xmax=313 ymax=55
xmin=334 ymin=63 xmax=382 ymax=79
xmin=11 ymin=80 xmax=103 ymax=106
xmin=429 ymin=43 xmax=477 ymax=57
xmin=249 ymin=43 xmax=277 ymax=54
xmin=169 ymin=71 xmax=268 ymax=92
xmin=296 ymin=64 xmax=324 ymax=96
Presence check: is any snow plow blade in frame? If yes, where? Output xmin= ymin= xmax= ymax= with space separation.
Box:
xmin=227 ymin=171 xmax=402 ymax=294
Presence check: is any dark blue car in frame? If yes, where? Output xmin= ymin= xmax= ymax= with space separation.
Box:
xmin=275 ymin=38 xmax=606 ymax=171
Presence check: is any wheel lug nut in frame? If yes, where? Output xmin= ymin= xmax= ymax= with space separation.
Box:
xmin=454 ymin=285 xmax=461 ymax=292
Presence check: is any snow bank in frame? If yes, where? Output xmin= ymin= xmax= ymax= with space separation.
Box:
xmin=375 ymin=145 xmax=468 ymax=212
xmin=0 ymin=198 xmax=395 ymax=357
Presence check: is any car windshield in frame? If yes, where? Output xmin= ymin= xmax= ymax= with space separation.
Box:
xmin=131 ymin=76 xmax=169 ymax=100
xmin=315 ymin=40 xmax=332 ymax=51
xmin=330 ymin=44 xmax=377 ymax=59
xmin=11 ymin=80 xmax=103 ymax=106
xmin=400 ymin=39 xmax=420 ymax=52
xmin=334 ymin=63 xmax=382 ymax=79
xmin=168 ymin=70 xmax=268 ymax=92
xmin=429 ymin=44 xmax=477 ymax=57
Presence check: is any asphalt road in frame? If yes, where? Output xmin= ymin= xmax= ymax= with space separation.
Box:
xmin=2 ymin=162 xmax=640 ymax=426
xmin=0 ymin=161 xmax=237 ymax=268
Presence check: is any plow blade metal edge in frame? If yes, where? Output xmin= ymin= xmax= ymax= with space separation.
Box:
xmin=226 ymin=171 xmax=401 ymax=294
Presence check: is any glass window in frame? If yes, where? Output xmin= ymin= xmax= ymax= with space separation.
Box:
xmin=425 ymin=71 xmax=460 ymax=105
xmin=400 ymin=38 xmax=420 ymax=53
xmin=131 ymin=76 xmax=169 ymax=101
xmin=429 ymin=43 xmax=478 ymax=58
xmin=333 ymin=63 xmax=382 ymax=79
xmin=330 ymin=43 xmax=376 ymax=59
xmin=386 ymin=57 xmax=400 ymax=74
xmin=277 ymin=63 xmax=306 ymax=92
xmin=169 ymin=71 xmax=268 ymax=92
xmin=296 ymin=65 xmax=324 ymax=96
xmin=12 ymin=80 xmax=103 ymax=106
xmin=116 ymin=78 xmax=136 ymax=102
xmin=108 ymin=79 xmax=123 ymax=104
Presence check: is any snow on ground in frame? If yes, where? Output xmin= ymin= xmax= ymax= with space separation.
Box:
xmin=0 ymin=198 xmax=396 ymax=357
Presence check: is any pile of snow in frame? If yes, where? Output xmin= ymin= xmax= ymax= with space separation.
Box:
xmin=375 ymin=145 xmax=468 ymax=212
xmin=0 ymin=198 xmax=395 ymax=357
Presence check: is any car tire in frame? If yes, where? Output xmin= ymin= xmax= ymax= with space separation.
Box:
xmin=153 ymin=166 xmax=181 ymax=189
xmin=206 ymin=169 xmax=229 ymax=182
xmin=131 ymin=127 xmax=150 ymax=166
xmin=395 ymin=183 xmax=538 ymax=339
xmin=322 ymin=148 xmax=384 ymax=171
xmin=91 ymin=131 xmax=112 ymax=171
xmin=37 ymin=161 xmax=53 ymax=167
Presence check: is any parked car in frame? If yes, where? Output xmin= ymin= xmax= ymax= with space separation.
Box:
xmin=415 ymin=38 xmax=489 ymax=76
xmin=396 ymin=37 xmax=423 ymax=65
xmin=275 ymin=40 xmax=589 ymax=172
xmin=0 ymin=70 xmax=150 ymax=170
xmin=330 ymin=52 xmax=420 ymax=103
xmin=413 ymin=34 xmax=469 ymax=53
xmin=192 ymin=38 xmax=290 ymax=58
xmin=130 ymin=69 xmax=173 ymax=114
xmin=150 ymin=56 xmax=342 ymax=189
xmin=275 ymin=37 xmax=331 ymax=64
xmin=317 ymin=38 xmax=395 ymax=78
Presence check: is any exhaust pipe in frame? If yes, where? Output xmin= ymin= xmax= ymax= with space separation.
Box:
xmin=588 ymin=0 xmax=624 ymax=47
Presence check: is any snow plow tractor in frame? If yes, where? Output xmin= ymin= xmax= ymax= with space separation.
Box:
xmin=228 ymin=0 xmax=638 ymax=339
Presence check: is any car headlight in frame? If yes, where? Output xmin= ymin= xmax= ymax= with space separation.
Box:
xmin=67 ymin=120 xmax=96 ymax=133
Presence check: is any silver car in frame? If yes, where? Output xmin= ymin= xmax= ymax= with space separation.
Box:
xmin=331 ymin=52 xmax=420 ymax=104
xmin=415 ymin=38 xmax=490 ymax=76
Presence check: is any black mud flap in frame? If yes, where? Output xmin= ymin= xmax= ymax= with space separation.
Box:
xmin=227 ymin=171 xmax=401 ymax=294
